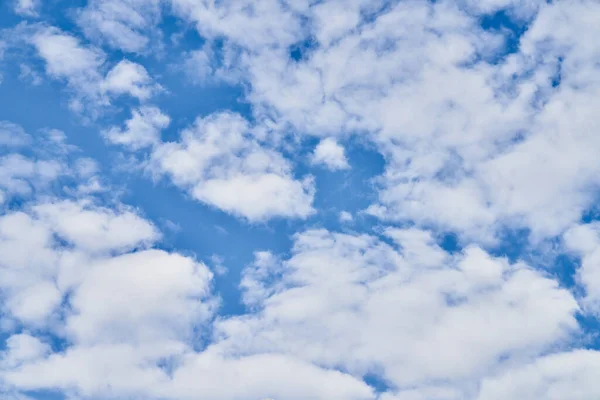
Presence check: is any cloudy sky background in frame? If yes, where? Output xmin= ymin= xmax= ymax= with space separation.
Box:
xmin=1 ymin=0 xmax=600 ymax=399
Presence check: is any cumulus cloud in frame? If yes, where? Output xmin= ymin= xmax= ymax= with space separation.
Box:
xmin=311 ymin=138 xmax=350 ymax=170
xmin=167 ymin=0 xmax=600 ymax=244
xmin=17 ymin=26 xmax=160 ymax=115
xmin=101 ymin=59 xmax=160 ymax=100
xmin=75 ymin=0 xmax=162 ymax=53
xmin=150 ymin=112 xmax=315 ymax=221
xmin=220 ymin=228 xmax=578 ymax=397
xmin=2 ymin=0 xmax=600 ymax=399
xmin=0 ymin=121 xmax=30 ymax=147
xmin=13 ymin=0 xmax=40 ymax=17
xmin=477 ymin=350 xmax=600 ymax=400
xmin=103 ymin=106 xmax=170 ymax=149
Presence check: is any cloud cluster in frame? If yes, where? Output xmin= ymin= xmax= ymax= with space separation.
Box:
xmin=104 ymin=108 xmax=315 ymax=221
xmin=172 ymin=0 xmax=600 ymax=243
xmin=3 ymin=0 xmax=600 ymax=399
xmin=3 ymin=25 xmax=161 ymax=115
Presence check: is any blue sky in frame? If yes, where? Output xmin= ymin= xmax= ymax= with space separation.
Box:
xmin=1 ymin=0 xmax=600 ymax=399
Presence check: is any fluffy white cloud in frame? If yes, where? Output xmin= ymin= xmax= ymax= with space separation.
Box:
xmin=0 ymin=154 xmax=63 ymax=201
xmin=3 ymin=1 xmax=600 ymax=399
xmin=13 ymin=0 xmax=40 ymax=17
xmin=218 ymin=228 xmax=579 ymax=396
xmin=103 ymin=106 xmax=170 ymax=149
xmin=0 ymin=122 xmax=31 ymax=148
xmin=339 ymin=210 xmax=353 ymax=223
xmin=1 ymin=334 xmax=50 ymax=368
xmin=22 ymin=26 xmax=159 ymax=114
xmin=150 ymin=112 xmax=315 ymax=221
xmin=76 ymin=0 xmax=162 ymax=53
xmin=477 ymin=350 xmax=600 ymax=400
xmin=170 ymin=0 xmax=305 ymax=50
xmin=311 ymin=138 xmax=350 ymax=170
xmin=564 ymin=222 xmax=600 ymax=314
xmin=101 ymin=59 xmax=160 ymax=100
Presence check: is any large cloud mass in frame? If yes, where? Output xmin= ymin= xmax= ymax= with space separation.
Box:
xmin=2 ymin=0 xmax=600 ymax=399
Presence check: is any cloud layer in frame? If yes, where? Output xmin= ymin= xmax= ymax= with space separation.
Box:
xmin=2 ymin=0 xmax=600 ymax=399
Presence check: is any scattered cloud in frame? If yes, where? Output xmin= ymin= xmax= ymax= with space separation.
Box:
xmin=1 ymin=0 xmax=600 ymax=399
xmin=311 ymin=138 xmax=350 ymax=170
xmin=149 ymin=112 xmax=315 ymax=221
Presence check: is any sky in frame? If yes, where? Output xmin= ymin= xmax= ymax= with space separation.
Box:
xmin=0 ymin=0 xmax=600 ymax=399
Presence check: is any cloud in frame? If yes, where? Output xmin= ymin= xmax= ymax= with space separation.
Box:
xmin=0 ymin=121 xmax=31 ymax=147
xmin=477 ymin=350 xmax=600 ymax=400
xmin=13 ymin=0 xmax=40 ymax=17
xmin=150 ymin=112 xmax=315 ymax=221
xmin=103 ymin=106 xmax=170 ymax=149
xmin=0 ymin=124 xmax=105 ymax=203
xmin=101 ymin=59 xmax=161 ymax=100
xmin=218 ymin=228 xmax=578 ymax=396
xmin=2 ymin=1 xmax=600 ymax=399
xmin=339 ymin=210 xmax=353 ymax=223
xmin=17 ymin=26 xmax=159 ymax=115
xmin=168 ymin=0 xmax=600 ymax=244
xmin=75 ymin=0 xmax=162 ymax=53
xmin=311 ymin=138 xmax=350 ymax=170
xmin=564 ymin=222 xmax=600 ymax=314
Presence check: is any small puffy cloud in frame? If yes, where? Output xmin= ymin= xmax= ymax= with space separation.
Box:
xmin=22 ymin=26 xmax=160 ymax=115
xmin=182 ymin=47 xmax=215 ymax=85
xmin=170 ymin=0 xmax=304 ymax=50
xmin=32 ymin=200 xmax=159 ymax=254
xmin=150 ymin=112 xmax=315 ymax=221
xmin=311 ymin=138 xmax=350 ymax=170
xmin=0 ymin=121 xmax=31 ymax=147
xmin=163 ymin=351 xmax=375 ymax=400
xmin=75 ymin=0 xmax=162 ymax=53
xmin=13 ymin=0 xmax=40 ymax=17
xmin=66 ymin=249 xmax=214 ymax=345
xmin=564 ymin=223 xmax=600 ymax=314
xmin=101 ymin=59 xmax=160 ymax=100
xmin=104 ymin=106 xmax=170 ymax=149
xmin=0 ymin=154 xmax=64 ymax=199
xmin=339 ymin=210 xmax=353 ymax=223
xmin=17 ymin=64 xmax=42 ymax=85
xmin=1 ymin=334 xmax=50 ymax=368
xmin=30 ymin=27 xmax=105 ymax=82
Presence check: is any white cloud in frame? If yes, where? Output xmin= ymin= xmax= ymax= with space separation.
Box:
xmin=564 ymin=222 xmax=600 ymax=314
xmin=167 ymin=0 xmax=600 ymax=244
xmin=182 ymin=47 xmax=215 ymax=84
xmin=101 ymin=59 xmax=160 ymax=100
xmin=24 ymin=26 xmax=160 ymax=115
xmin=13 ymin=0 xmax=40 ymax=17
xmin=66 ymin=249 xmax=214 ymax=345
xmin=170 ymin=0 xmax=305 ymax=50
xmin=150 ymin=112 xmax=315 ymax=221
xmin=104 ymin=106 xmax=170 ymax=149
xmin=0 ymin=122 xmax=30 ymax=147
xmin=218 ymin=228 xmax=578 ymax=395
xmin=17 ymin=64 xmax=42 ymax=85
xmin=1 ymin=334 xmax=50 ymax=368
xmin=32 ymin=200 xmax=159 ymax=254
xmin=477 ymin=350 xmax=600 ymax=400
xmin=0 ymin=154 xmax=63 ymax=199
xmin=76 ymin=0 xmax=162 ymax=53
xmin=312 ymin=138 xmax=350 ymax=170
xmin=339 ymin=210 xmax=353 ymax=223
xmin=3 ymin=1 xmax=600 ymax=399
